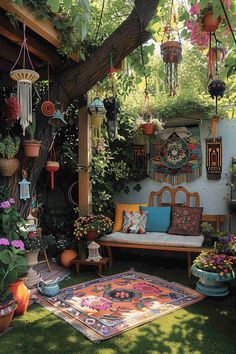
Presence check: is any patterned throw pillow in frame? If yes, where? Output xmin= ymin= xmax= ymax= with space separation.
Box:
xmin=168 ymin=206 xmax=203 ymax=236
xmin=122 ymin=211 xmax=147 ymax=234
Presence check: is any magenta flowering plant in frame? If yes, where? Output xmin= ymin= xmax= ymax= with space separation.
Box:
xmin=0 ymin=186 xmax=27 ymax=241
xmin=0 ymin=237 xmax=27 ymax=302
xmin=215 ymin=233 xmax=236 ymax=256
xmin=193 ymin=251 xmax=234 ymax=276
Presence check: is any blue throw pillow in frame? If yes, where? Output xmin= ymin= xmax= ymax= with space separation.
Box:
xmin=140 ymin=206 xmax=171 ymax=232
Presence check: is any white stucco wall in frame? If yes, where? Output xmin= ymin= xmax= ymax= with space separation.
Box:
xmin=114 ymin=119 xmax=236 ymax=222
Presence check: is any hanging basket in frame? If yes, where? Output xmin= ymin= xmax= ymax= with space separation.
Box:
xmin=0 ymin=158 xmax=19 ymax=176
xmin=140 ymin=123 xmax=156 ymax=136
xmin=10 ymin=69 xmax=39 ymax=83
xmin=160 ymin=41 xmax=182 ymax=64
xmin=23 ymin=140 xmax=42 ymax=158
xmin=202 ymin=12 xmax=221 ymax=33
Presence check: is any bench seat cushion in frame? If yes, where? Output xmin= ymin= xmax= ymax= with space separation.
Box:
xmin=100 ymin=232 xmax=204 ymax=248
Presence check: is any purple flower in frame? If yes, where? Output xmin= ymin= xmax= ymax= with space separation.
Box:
xmin=0 ymin=238 xmax=10 ymax=246
xmin=9 ymin=198 xmax=15 ymax=205
xmin=0 ymin=201 xmax=11 ymax=209
xmin=11 ymin=240 xmax=25 ymax=250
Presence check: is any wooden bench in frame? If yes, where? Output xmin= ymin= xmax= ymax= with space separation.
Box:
xmin=98 ymin=186 xmax=225 ymax=277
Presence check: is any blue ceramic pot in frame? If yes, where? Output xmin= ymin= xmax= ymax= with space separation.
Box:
xmin=191 ymin=264 xmax=235 ymax=297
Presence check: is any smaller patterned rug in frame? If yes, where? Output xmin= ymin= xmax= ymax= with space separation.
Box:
xmin=35 ymin=271 xmax=204 ymax=342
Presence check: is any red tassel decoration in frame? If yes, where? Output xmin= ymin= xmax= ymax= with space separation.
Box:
xmin=6 ymin=95 xmax=20 ymax=124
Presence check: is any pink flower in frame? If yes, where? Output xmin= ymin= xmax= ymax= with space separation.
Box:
xmin=0 ymin=200 xmax=11 ymax=209
xmin=222 ymin=0 xmax=231 ymax=10
xmin=0 ymin=238 xmax=10 ymax=246
xmin=189 ymin=4 xmax=200 ymax=16
xmin=9 ymin=198 xmax=15 ymax=204
xmin=11 ymin=240 xmax=25 ymax=250
xmin=28 ymin=231 xmax=37 ymax=239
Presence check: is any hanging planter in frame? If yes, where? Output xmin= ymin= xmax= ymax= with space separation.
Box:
xmin=0 ymin=158 xmax=19 ymax=177
xmin=23 ymin=140 xmax=41 ymax=158
xmin=140 ymin=122 xmax=157 ymax=136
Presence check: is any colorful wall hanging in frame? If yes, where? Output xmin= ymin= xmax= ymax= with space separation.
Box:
xmin=149 ymin=126 xmax=202 ymax=185
xmin=206 ymin=137 xmax=222 ymax=180
xmin=10 ymin=24 xmax=39 ymax=135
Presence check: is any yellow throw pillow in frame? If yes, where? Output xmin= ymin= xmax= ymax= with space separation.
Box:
xmin=113 ymin=203 xmax=148 ymax=232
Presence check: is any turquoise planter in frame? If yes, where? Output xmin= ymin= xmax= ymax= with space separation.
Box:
xmin=191 ymin=265 xmax=235 ymax=297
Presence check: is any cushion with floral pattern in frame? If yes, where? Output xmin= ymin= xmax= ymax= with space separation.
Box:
xmin=122 ymin=211 xmax=147 ymax=234
xmin=168 ymin=206 xmax=203 ymax=236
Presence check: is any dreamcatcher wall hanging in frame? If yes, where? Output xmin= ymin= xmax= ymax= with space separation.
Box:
xmin=160 ymin=0 xmax=182 ymax=96
xmin=10 ymin=23 xmax=39 ymax=135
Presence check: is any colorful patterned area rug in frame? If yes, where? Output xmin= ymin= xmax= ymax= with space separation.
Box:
xmin=35 ymin=271 xmax=204 ymax=343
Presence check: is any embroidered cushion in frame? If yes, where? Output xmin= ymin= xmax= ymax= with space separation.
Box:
xmin=168 ymin=206 xmax=203 ymax=236
xmin=113 ymin=203 xmax=148 ymax=232
xmin=122 ymin=211 xmax=147 ymax=234
xmin=140 ymin=206 xmax=171 ymax=232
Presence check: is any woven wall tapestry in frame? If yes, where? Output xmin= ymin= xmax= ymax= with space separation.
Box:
xmin=206 ymin=137 xmax=222 ymax=180
xmin=149 ymin=126 xmax=202 ymax=185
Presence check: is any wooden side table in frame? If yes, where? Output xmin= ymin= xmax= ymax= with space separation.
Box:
xmin=72 ymin=257 xmax=109 ymax=275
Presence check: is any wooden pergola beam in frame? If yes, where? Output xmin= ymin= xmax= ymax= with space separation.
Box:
xmin=0 ymin=0 xmax=79 ymax=62
xmin=0 ymin=14 xmax=62 ymax=65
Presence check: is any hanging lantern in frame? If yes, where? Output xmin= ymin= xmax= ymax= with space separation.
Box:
xmin=208 ymin=79 xmax=226 ymax=99
xmin=48 ymin=109 xmax=67 ymax=127
xmin=88 ymin=97 xmax=105 ymax=148
xmin=10 ymin=24 xmax=39 ymax=135
xmin=18 ymin=170 xmax=30 ymax=200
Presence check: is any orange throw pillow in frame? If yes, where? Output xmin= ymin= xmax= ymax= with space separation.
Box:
xmin=113 ymin=203 xmax=148 ymax=232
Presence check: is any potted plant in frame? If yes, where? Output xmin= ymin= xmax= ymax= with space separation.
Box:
xmin=136 ymin=113 xmax=165 ymax=136
xmin=0 ymin=135 xmax=20 ymax=176
xmin=23 ymin=112 xmax=42 ymax=157
xmin=201 ymin=222 xmax=216 ymax=246
xmin=74 ymin=214 xmax=113 ymax=259
xmin=192 ymin=251 xmax=235 ymax=296
xmin=215 ymin=233 xmax=236 ymax=256
xmin=0 ymin=238 xmax=27 ymax=332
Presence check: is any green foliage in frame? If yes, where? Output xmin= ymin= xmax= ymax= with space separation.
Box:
xmin=25 ymin=112 xmax=36 ymax=140
xmin=0 ymin=135 xmax=20 ymax=159
xmin=24 ymin=231 xmax=56 ymax=251
xmin=0 ymin=242 xmax=27 ymax=302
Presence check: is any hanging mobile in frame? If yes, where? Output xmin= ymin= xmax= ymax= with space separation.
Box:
xmin=10 ymin=23 xmax=39 ymax=135
xmin=18 ymin=169 xmax=31 ymax=201
xmin=41 ymin=63 xmax=56 ymax=117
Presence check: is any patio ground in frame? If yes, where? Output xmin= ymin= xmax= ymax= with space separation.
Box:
xmin=1 ymin=251 xmax=236 ymax=354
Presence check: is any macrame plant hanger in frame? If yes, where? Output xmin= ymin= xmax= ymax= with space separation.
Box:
xmin=10 ymin=23 xmax=39 ymax=135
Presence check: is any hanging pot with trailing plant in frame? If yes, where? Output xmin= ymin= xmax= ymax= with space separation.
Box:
xmin=23 ymin=112 xmax=41 ymax=158
xmin=201 ymin=5 xmax=221 ymax=33
xmin=0 ymin=135 xmax=20 ymax=176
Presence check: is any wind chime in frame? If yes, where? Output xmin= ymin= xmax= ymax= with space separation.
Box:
xmin=41 ymin=63 xmax=56 ymax=117
xmin=160 ymin=0 xmax=182 ymax=96
xmin=46 ymin=143 xmax=59 ymax=190
xmin=88 ymin=96 xmax=106 ymax=148
xmin=10 ymin=23 xmax=39 ymax=135
xmin=206 ymin=35 xmax=225 ymax=181
xmin=103 ymin=53 xmax=120 ymax=141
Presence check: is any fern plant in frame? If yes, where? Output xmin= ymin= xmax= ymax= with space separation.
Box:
xmin=0 ymin=135 xmax=20 ymax=159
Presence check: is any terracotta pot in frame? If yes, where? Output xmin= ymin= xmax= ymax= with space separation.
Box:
xmin=0 ymin=158 xmax=19 ymax=176
xmin=160 ymin=41 xmax=182 ymax=64
xmin=141 ymin=123 xmax=156 ymax=136
xmin=0 ymin=299 xmax=16 ymax=333
xmin=86 ymin=230 xmax=98 ymax=241
xmin=60 ymin=249 xmax=78 ymax=268
xmin=202 ymin=12 xmax=221 ymax=33
xmin=23 ymin=140 xmax=41 ymax=158
xmin=8 ymin=279 xmax=30 ymax=316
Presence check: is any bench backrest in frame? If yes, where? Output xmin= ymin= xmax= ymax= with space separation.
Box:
xmin=149 ymin=186 xmax=225 ymax=232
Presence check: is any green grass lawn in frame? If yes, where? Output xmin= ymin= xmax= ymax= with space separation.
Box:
xmin=1 ymin=251 xmax=236 ymax=354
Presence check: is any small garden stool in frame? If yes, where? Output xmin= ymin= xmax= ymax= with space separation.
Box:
xmin=72 ymin=257 xmax=109 ymax=275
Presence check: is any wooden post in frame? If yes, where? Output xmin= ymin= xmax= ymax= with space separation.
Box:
xmin=78 ymin=95 xmax=91 ymax=215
